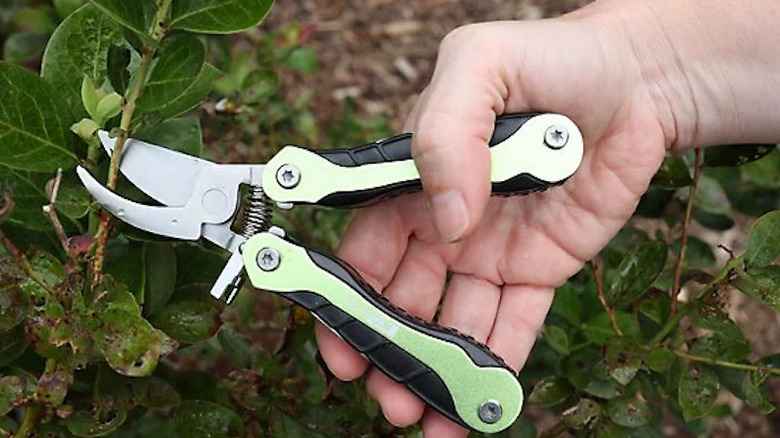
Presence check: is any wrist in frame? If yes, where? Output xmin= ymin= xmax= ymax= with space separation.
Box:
xmin=580 ymin=0 xmax=780 ymax=149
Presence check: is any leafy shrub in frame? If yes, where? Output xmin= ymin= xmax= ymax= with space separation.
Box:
xmin=0 ymin=1 xmax=778 ymax=437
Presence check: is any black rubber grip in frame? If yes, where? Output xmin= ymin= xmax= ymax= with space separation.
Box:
xmin=316 ymin=113 xmax=550 ymax=207
xmin=275 ymin=247 xmax=517 ymax=428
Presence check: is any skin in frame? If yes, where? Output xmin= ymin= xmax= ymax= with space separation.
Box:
xmin=315 ymin=0 xmax=780 ymax=436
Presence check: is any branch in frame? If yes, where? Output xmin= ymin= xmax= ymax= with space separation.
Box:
xmin=42 ymin=169 xmax=72 ymax=257
xmin=674 ymin=350 xmax=780 ymax=375
xmin=671 ymin=148 xmax=703 ymax=313
xmin=91 ymin=0 xmax=173 ymax=284
xmin=592 ymin=259 xmax=621 ymax=335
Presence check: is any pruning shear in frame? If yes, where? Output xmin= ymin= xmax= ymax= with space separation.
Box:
xmin=77 ymin=112 xmax=583 ymax=433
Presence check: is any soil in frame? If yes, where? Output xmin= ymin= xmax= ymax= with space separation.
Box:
xmin=258 ymin=1 xmax=779 ymax=436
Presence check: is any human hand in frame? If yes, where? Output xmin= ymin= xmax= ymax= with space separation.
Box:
xmin=314 ymin=0 xmax=742 ymax=435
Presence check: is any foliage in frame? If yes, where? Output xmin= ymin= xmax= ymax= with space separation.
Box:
xmin=0 ymin=2 xmax=777 ymax=438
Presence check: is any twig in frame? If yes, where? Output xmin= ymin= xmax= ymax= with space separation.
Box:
xmin=42 ymin=169 xmax=71 ymax=255
xmin=671 ymin=148 xmax=703 ymax=313
xmin=592 ymin=259 xmax=622 ymax=335
xmin=91 ymin=0 xmax=173 ymax=284
xmin=674 ymin=350 xmax=780 ymax=375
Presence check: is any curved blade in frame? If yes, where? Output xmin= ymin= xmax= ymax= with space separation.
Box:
xmin=98 ymin=131 xmax=211 ymax=206
xmin=77 ymin=166 xmax=202 ymax=240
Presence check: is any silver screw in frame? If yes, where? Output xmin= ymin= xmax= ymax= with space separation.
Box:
xmin=478 ymin=400 xmax=503 ymax=424
xmin=276 ymin=164 xmax=301 ymax=189
xmin=256 ymin=247 xmax=281 ymax=271
xmin=544 ymin=125 xmax=569 ymax=149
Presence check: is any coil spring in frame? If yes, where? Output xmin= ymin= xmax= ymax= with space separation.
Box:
xmin=242 ymin=185 xmax=273 ymax=237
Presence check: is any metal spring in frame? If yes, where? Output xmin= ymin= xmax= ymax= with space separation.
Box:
xmin=241 ymin=185 xmax=273 ymax=237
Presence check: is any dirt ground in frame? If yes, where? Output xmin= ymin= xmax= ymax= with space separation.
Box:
xmin=260 ymin=1 xmax=779 ymax=436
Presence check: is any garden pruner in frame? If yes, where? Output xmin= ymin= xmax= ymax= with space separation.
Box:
xmin=76 ymin=112 xmax=583 ymax=433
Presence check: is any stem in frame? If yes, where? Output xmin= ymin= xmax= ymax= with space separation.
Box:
xmin=674 ymin=350 xmax=780 ymax=375
xmin=671 ymin=149 xmax=703 ymax=313
xmin=90 ymin=0 xmax=173 ymax=284
xmin=592 ymin=259 xmax=621 ymax=335
xmin=42 ymin=169 xmax=72 ymax=257
xmin=13 ymin=404 xmax=40 ymax=438
xmin=13 ymin=360 xmax=56 ymax=438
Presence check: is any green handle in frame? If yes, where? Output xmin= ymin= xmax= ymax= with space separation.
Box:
xmin=242 ymin=232 xmax=523 ymax=433
xmin=262 ymin=113 xmax=583 ymax=206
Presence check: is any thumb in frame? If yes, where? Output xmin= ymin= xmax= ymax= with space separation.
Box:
xmin=409 ymin=25 xmax=511 ymax=243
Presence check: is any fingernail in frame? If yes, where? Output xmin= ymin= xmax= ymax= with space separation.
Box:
xmin=430 ymin=191 xmax=469 ymax=243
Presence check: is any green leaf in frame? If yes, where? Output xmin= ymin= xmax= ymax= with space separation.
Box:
xmin=65 ymin=410 xmax=127 ymax=437
xmin=136 ymin=34 xmax=205 ymax=113
xmin=90 ymin=0 xmax=154 ymax=37
xmin=0 ymin=375 xmax=27 ymax=416
xmin=582 ymin=312 xmax=641 ymax=345
xmin=745 ymin=210 xmax=780 ymax=267
xmin=170 ymin=0 xmax=274 ymax=34
xmin=57 ymin=173 xmax=92 ymax=220
xmin=93 ymin=275 xmax=141 ymax=316
xmin=651 ymin=155 xmax=692 ymax=189
xmin=174 ymin=400 xmax=245 ymax=438
xmin=95 ymin=92 xmax=122 ymax=125
xmin=0 ymin=62 xmax=81 ymax=172
xmin=217 ymin=328 xmax=251 ymax=368
xmin=743 ymin=146 xmax=780 ymax=188
xmin=94 ymin=364 xmax=136 ymax=412
xmin=669 ymin=236 xmax=716 ymax=268
xmin=106 ymin=45 xmax=131 ymax=95
xmin=610 ymin=240 xmax=667 ymax=306
xmin=135 ymin=376 xmax=181 ymax=410
xmin=691 ymin=309 xmax=751 ymax=362
xmin=678 ymin=364 xmax=719 ymax=422
xmin=603 ymin=339 xmax=642 ymax=385
xmin=0 ymin=325 xmax=27 ymax=367
xmin=284 ymin=46 xmax=318 ymax=73
xmin=0 ymin=166 xmax=49 ymax=229
xmin=733 ymin=265 xmax=780 ymax=311
xmin=715 ymin=368 xmax=774 ymax=414
xmin=41 ymin=4 xmax=123 ymax=111
xmin=143 ymin=242 xmax=176 ymax=317
xmin=637 ymin=291 xmax=670 ymax=325
xmin=140 ymin=63 xmax=221 ymax=122
xmin=240 ymin=68 xmax=278 ymax=103
xmin=153 ymin=300 xmax=221 ymax=344
xmin=606 ymin=397 xmax=651 ymax=428
xmin=94 ymin=309 xmax=177 ymax=376
xmin=551 ymin=282 xmax=582 ymax=326
xmin=528 ymin=376 xmax=573 ymax=407
xmin=688 ymin=174 xmax=732 ymax=215
xmin=584 ymin=378 xmax=621 ymax=400
xmin=174 ymin=244 xmax=227 ymax=287
xmin=3 ymin=32 xmax=49 ymax=64
xmin=646 ymin=348 xmax=675 ymax=372
xmin=561 ymin=347 xmax=601 ymax=390
xmin=543 ymin=325 xmax=569 ymax=355
xmin=105 ymin=238 xmax=145 ymax=300
xmin=0 ymin=275 xmax=30 ymax=333
xmin=562 ymin=398 xmax=602 ymax=429
xmin=693 ymin=207 xmax=734 ymax=230
xmin=704 ymin=144 xmax=776 ymax=167
xmin=135 ymin=118 xmax=203 ymax=157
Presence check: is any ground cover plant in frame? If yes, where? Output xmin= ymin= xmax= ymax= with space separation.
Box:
xmin=0 ymin=1 xmax=778 ymax=437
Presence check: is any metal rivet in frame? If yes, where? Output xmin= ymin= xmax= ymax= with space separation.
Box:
xmin=256 ymin=247 xmax=281 ymax=271
xmin=478 ymin=400 xmax=503 ymax=424
xmin=544 ymin=125 xmax=569 ymax=149
xmin=276 ymin=164 xmax=301 ymax=189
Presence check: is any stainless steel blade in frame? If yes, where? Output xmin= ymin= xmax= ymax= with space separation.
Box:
xmin=98 ymin=131 xmax=212 ymax=206
xmin=77 ymin=166 xmax=204 ymax=240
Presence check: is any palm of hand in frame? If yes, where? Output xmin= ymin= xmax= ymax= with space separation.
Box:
xmin=317 ymin=18 xmax=669 ymax=437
